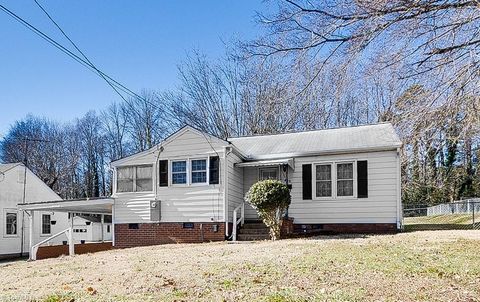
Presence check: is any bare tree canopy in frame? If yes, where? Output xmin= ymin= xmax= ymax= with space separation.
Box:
xmin=249 ymin=0 xmax=480 ymax=108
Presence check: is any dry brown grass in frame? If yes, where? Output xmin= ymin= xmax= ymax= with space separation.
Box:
xmin=0 ymin=230 xmax=479 ymax=302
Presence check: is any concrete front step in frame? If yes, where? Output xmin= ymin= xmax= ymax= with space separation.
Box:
xmin=238 ymin=228 xmax=270 ymax=234
xmin=241 ymin=223 xmax=268 ymax=229
xmin=237 ymin=233 xmax=270 ymax=241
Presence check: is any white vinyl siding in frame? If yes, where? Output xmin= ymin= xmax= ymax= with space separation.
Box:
xmin=0 ymin=164 xmax=68 ymax=256
xmin=227 ymin=152 xmax=244 ymax=223
xmin=113 ymin=128 xmax=228 ymax=223
xmin=289 ymin=150 xmax=399 ymax=224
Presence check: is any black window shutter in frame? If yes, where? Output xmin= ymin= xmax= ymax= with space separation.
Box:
xmin=357 ymin=160 xmax=368 ymax=198
xmin=302 ymin=164 xmax=312 ymax=200
xmin=159 ymin=160 xmax=168 ymax=187
xmin=209 ymin=156 xmax=220 ymax=184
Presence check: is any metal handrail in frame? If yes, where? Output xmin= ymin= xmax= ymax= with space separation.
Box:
xmin=30 ymin=227 xmax=74 ymax=261
xmin=232 ymin=202 xmax=245 ymax=241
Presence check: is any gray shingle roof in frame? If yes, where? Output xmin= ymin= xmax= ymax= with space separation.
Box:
xmin=228 ymin=123 xmax=402 ymax=160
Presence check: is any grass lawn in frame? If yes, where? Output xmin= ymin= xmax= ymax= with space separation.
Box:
xmin=1 ymin=231 xmax=479 ymax=302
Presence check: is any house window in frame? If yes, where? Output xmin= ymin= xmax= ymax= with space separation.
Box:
xmin=107 ymin=225 xmax=111 ymax=233
xmin=136 ymin=166 xmax=153 ymax=192
xmin=315 ymin=164 xmax=332 ymax=197
xmin=5 ymin=211 xmax=17 ymax=235
xmin=117 ymin=166 xmax=134 ymax=192
xmin=116 ymin=166 xmax=153 ymax=192
xmin=42 ymin=214 xmax=51 ymax=235
xmin=191 ymin=159 xmax=207 ymax=184
xmin=337 ymin=163 xmax=354 ymax=197
xmin=259 ymin=168 xmax=278 ymax=180
xmin=172 ymin=161 xmax=187 ymax=184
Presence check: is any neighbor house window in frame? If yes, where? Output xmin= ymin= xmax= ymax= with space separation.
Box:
xmin=107 ymin=225 xmax=111 ymax=233
xmin=191 ymin=159 xmax=207 ymax=183
xmin=5 ymin=211 xmax=17 ymax=235
xmin=116 ymin=166 xmax=153 ymax=192
xmin=41 ymin=214 xmax=51 ymax=235
xmin=315 ymin=164 xmax=332 ymax=197
xmin=337 ymin=163 xmax=354 ymax=197
xmin=259 ymin=168 xmax=278 ymax=180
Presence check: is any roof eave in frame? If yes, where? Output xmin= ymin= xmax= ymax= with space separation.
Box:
xmin=243 ymin=145 xmax=402 ymax=161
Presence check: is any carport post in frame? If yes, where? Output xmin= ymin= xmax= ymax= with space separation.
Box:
xmin=68 ymin=213 xmax=74 ymax=256
xmin=101 ymin=214 xmax=104 ymax=243
xmin=28 ymin=211 xmax=34 ymax=260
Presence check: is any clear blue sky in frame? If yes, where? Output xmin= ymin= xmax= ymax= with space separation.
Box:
xmin=0 ymin=0 xmax=269 ymax=136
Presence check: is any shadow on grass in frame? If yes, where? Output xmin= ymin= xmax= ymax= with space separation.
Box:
xmin=304 ymin=234 xmax=374 ymax=241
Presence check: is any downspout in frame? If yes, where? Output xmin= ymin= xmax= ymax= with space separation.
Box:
xmin=223 ymin=146 xmax=231 ymax=238
xmin=111 ymin=166 xmax=116 ymax=247
xmin=154 ymin=145 xmax=164 ymax=199
xmin=396 ymin=147 xmax=402 ymax=230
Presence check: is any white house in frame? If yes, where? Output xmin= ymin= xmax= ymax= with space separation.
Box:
xmin=72 ymin=214 xmax=112 ymax=243
xmin=107 ymin=123 xmax=402 ymax=247
xmin=0 ymin=163 xmax=69 ymax=259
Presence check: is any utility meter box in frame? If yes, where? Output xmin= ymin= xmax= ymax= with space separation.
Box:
xmin=150 ymin=200 xmax=161 ymax=222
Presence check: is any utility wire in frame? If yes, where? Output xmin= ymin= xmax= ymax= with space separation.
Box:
xmin=0 ymin=3 xmax=145 ymax=104
xmin=33 ymin=0 xmax=130 ymax=104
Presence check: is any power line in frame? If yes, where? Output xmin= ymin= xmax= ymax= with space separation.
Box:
xmin=0 ymin=3 xmax=144 ymax=103
xmin=32 ymin=0 xmax=130 ymax=104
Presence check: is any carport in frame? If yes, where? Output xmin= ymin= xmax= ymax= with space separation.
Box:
xmin=18 ymin=198 xmax=114 ymax=260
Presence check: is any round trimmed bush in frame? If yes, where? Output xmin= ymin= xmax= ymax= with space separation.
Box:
xmin=244 ymin=179 xmax=291 ymax=240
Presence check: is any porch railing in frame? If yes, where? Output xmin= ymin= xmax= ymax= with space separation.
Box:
xmin=30 ymin=227 xmax=74 ymax=261
xmin=232 ymin=202 xmax=245 ymax=241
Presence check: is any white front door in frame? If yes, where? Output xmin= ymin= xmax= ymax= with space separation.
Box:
xmin=244 ymin=166 xmax=280 ymax=221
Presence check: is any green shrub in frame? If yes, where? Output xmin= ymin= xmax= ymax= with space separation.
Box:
xmin=245 ymin=179 xmax=291 ymax=240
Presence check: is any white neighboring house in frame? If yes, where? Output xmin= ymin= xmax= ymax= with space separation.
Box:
xmin=72 ymin=214 xmax=112 ymax=243
xmin=0 ymin=163 xmax=69 ymax=259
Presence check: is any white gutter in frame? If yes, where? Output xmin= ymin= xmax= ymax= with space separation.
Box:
xmin=240 ymin=146 xmax=403 ymax=161
xmin=223 ymin=146 xmax=231 ymax=237
xmin=396 ymin=147 xmax=402 ymax=230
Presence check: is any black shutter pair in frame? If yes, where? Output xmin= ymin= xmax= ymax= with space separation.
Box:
xmin=302 ymin=161 xmax=368 ymax=199
xmin=158 ymin=156 xmax=220 ymax=186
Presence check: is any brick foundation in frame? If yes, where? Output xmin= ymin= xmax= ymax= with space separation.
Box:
xmin=293 ymin=223 xmax=398 ymax=235
xmin=36 ymin=242 xmax=113 ymax=260
xmin=114 ymin=222 xmax=225 ymax=248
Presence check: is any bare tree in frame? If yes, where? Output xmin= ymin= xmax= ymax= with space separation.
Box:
xmin=122 ymin=90 xmax=166 ymax=152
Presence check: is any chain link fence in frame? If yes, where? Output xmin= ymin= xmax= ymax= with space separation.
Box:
xmin=403 ymin=199 xmax=480 ymax=231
